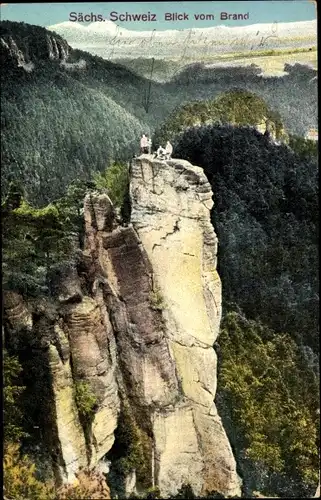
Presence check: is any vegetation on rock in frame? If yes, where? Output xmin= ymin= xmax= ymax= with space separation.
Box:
xmin=3 ymin=349 xmax=27 ymax=444
xmin=74 ymin=381 xmax=98 ymax=421
xmin=218 ymin=312 xmax=319 ymax=489
xmin=93 ymin=162 xmax=129 ymax=209
xmin=149 ymin=288 xmax=166 ymax=311
xmin=108 ymin=399 xmax=152 ymax=494
xmin=57 ymin=468 xmax=111 ymax=499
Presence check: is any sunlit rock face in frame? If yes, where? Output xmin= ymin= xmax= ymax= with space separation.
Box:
xmin=3 ymin=157 xmax=241 ymax=497
xmin=128 ymin=156 xmax=241 ymax=497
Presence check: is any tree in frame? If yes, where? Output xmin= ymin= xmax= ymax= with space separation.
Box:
xmin=93 ymin=162 xmax=129 ymax=209
xmin=74 ymin=381 xmax=98 ymax=422
xmin=3 ymin=349 xmax=26 ymax=444
xmin=2 ymin=194 xmax=77 ymax=296
xmin=217 ymin=311 xmax=319 ymax=494
xmin=3 ymin=442 xmax=55 ymax=500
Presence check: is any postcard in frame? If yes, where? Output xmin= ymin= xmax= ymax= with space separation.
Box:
xmin=1 ymin=2 xmax=319 ymax=499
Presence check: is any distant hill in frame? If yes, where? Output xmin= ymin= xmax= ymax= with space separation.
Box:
xmin=0 ymin=21 xmax=157 ymax=204
xmin=153 ymin=89 xmax=289 ymax=147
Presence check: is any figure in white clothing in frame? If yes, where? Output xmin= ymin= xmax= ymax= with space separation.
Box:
xmin=155 ymin=146 xmax=166 ymax=159
xmin=148 ymin=137 xmax=152 ymax=155
xmin=165 ymin=141 xmax=173 ymax=159
xmin=140 ymin=134 xmax=148 ymax=154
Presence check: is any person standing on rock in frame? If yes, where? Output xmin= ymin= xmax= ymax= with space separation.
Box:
xmin=148 ymin=136 xmax=152 ymax=155
xmin=140 ymin=134 xmax=148 ymax=154
xmin=165 ymin=140 xmax=173 ymax=159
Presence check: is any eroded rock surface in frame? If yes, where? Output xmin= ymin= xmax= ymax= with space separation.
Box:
xmin=3 ymin=156 xmax=241 ymax=497
xmin=129 ymin=156 xmax=241 ymax=497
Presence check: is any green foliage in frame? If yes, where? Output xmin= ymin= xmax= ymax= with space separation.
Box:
xmin=2 ymin=179 xmax=88 ymax=296
xmin=110 ymin=400 xmax=152 ymax=489
xmin=57 ymin=469 xmax=110 ymax=499
xmin=218 ymin=311 xmax=319 ymax=487
xmin=3 ymin=442 xmax=55 ymax=500
xmin=54 ymin=179 xmax=95 ymax=245
xmin=74 ymin=381 xmax=98 ymax=421
xmin=289 ymin=134 xmax=318 ymax=161
xmin=1 ymin=70 xmax=147 ymax=207
xmin=153 ymin=89 xmax=285 ymax=147
xmin=3 ymin=349 xmax=27 ymax=444
xmin=93 ymin=162 xmax=129 ymax=209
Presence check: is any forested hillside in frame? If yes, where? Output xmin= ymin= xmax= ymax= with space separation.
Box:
xmin=163 ymin=62 xmax=317 ymax=137
xmin=1 ymin=79 xmax=146 ymax=205
xmin=1 ymin=21 xmax=317 ymax=206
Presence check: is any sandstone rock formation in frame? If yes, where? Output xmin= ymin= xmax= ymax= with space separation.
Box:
xmin=129 ymin=156 xmax=241 ymax=497
xmin=3 ymin=157 xmax=241 ymax=497
xmin=0 ymin=32 xmax=69 ymax=72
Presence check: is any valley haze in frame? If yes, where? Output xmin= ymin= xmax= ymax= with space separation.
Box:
xmin=48 ymin=19 xmax=317 ymax=64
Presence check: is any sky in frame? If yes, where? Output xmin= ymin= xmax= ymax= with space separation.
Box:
xmin=0 ymin=1 xmax=317 ymax=31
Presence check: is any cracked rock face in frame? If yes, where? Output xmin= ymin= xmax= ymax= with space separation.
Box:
xmin=3 ymin=157 xmax=241 ymax=497
xmin=129 ymin=156 xmax=241 ymax=497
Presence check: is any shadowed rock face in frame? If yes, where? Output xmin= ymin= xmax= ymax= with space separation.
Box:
xmin=3 ymin=158 xmax=241 ymax=497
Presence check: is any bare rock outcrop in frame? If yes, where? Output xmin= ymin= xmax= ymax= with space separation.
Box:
xmin=3 ymin=156 xmax=241 ymax=497
xmin=129 ymin=156 xmax=241 ymax=497
xmin=3 ymin=291 xmax=33 ymax=333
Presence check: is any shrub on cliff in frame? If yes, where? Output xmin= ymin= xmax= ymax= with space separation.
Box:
xmin=93 ymin=162 xmax=129 ymax=210
xmin=108 ymin=399 xmax=152 ymax=493
xmin=74 ymin=381 xmax=98 ymax=421
xmin=2 ymin=179 xmax=91 ymax=297
xmin=2 ymin=192 xmax=75 ymax=297
xmin=3 ymin=349 xmax=27 ymax=444
xmin=57 ymin=468 xmax=111 ymax=499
